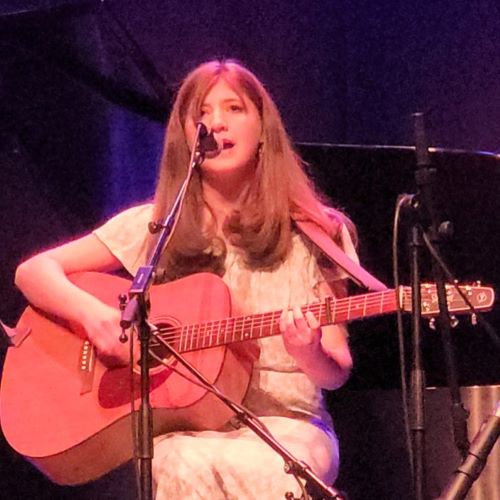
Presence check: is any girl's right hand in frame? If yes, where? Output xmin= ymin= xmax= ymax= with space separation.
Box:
xmin=78 ymin=302 xmax=132 ymax=367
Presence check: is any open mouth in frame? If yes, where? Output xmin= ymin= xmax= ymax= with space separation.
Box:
xmin=222 ymin=139 xmax=234 ymax=150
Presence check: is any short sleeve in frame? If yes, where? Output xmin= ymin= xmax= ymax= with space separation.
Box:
xmin=93 ymin=203 xmax=153 ymax=275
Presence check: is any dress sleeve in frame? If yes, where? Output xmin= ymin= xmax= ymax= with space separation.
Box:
xmin=92 ymin=203 xmax=153 ymax=276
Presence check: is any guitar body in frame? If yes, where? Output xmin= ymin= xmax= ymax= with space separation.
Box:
xmin=0 ymin=272 xmax=255 ymax=485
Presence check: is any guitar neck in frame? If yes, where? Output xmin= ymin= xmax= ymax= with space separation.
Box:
xmin=157 ymin=289 xmax=398 ymax=353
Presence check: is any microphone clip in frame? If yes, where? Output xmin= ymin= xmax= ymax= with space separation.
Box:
xmin=196 ymin=123 xmax=219 ymax=156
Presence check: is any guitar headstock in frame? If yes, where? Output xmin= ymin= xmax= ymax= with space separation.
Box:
xmin=399 ymin=283 xmax=495 ymax=317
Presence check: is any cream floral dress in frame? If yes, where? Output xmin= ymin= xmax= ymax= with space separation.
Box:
xmin=94 ymin=203 xmax=357 ymax=500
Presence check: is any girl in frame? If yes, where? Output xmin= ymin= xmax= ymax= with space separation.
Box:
xmin=15 ymin=59 xmax=356 ymax=499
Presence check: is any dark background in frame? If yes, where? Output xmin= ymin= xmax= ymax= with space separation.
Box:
xmin=1 ymin=1 xmax=499 ymax=498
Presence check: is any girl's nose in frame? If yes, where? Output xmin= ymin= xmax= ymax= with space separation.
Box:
xmin=209 ymin=108 xmax=227 ymax=132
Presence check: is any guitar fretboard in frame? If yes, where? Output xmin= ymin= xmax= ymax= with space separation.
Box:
xmin=151 ymin=289 xmax=399 ymax=353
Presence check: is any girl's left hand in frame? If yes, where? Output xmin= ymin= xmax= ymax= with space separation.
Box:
xmin=279 ymin=306 xmax=321 ymax=354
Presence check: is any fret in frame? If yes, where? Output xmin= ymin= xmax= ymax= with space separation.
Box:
xmin=175 ymin=326 xmax=182 ymax=352
xmin=379 ymin=292 xmax=384 ymax=314
xmin=268 ymin=313 xmax=274 ymax=338
xmin=234 ymin=317 xmax=240 ymax=342
xmin=212 ymin=322 xmax=218 ymax=347
xmin=258 ymin=313 xmax=264 ymax=338
xmin=189 ymin=322 xmax=195 ymax=351
xmin=189 ymin=324 xmax=195 ymax=352
xmin=180 ymin=325 xmax=188 ymax=352
xmin=195 ymin=323 xmax=201 ymax=350
xmin=219 ymin=319 xmax=225 ymax=346
xmin=247 ymin=317 xmax=253 ymax=339
xmin=268 ymin=312 xmax=276 ymax=336
xmin=190 ymin=324 xmax=196 ymax=350
xmin=211 ymin=322 xmax=217 ymax=348
xmin=214 ymin=321 xmax=220 ymax=347
xmin=200 ymin=322 xmax=206 ymax=349
xmin=240 ymin=318 xmax=245 ymax=340
xmin=198 ymin=322 xmax=205 ymax=350
xmin=346 ymin=296 xmax=352 ymax=321
xmin=203 ymin=322 xmax=210 ymax=349
xmin=352 ymin=297 xmax=361 ymax=319
xmin=185 ymin=323 xmax=191 ymax=351
xmin=248 ymin=315 xmax=254 ymax=340
xmin=331 ymin=297 xmax=337 ymax=324
xmin=192 ymin=323 xmax=197 ymax=349
xmin=222 ymin=319 xmax=228 ymax=345
xmin=229 ymin=317 xmax=235 ymax=343
xmin=219 ymin=320 xmax=226 ymax=347
xmin=239 ymin=317 xmax=246 ymax=341
xmin=207 ymin=321 xmax=214 ymax=348
xmin=362 ymin=295 xmax=367 ymax=317
xmin=210 ymin=324 xmax=215 ymax=348
xmin=191 ymin=323 xmax=197 ymax=350
xmin=190 ymin=323 xmax=196 ymax=350
xmin=175 ymin=327 xmax=182 ymax=352
xmin=203 ymin=322 xmax=211 ymax=349
xmin=206 ymin=322 xmax=212 ymax=349
xmin=322 ymin=299 xmax=329 ymax=325
xmin=184 ymin=323 xmax=189 ymax=351
xmin=189 ymin=325 xmax=195 ymax=351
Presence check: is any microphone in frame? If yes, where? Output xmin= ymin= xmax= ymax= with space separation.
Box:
xmin=436 ymin=400 xmax=500 ymax=500
xmin=197 ymin=122 xmax=220 ymax=155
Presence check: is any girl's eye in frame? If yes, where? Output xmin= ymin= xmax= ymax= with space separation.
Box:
xmin=229 ymin=104 xmax=244 ymax=112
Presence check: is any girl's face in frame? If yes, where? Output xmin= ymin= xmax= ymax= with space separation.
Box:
xmin=184 ymin=78 xmax=262 ymax=183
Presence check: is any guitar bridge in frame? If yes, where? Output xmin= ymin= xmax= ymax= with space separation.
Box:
xmin=79 ymin=340 xmax=96 ymax=395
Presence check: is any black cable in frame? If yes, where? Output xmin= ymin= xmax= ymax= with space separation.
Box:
xmin=392 ymin=193 xmax=416 ymax=488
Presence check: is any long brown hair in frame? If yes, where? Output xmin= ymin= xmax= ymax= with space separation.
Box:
xmin=150 ymin=59 xmax=355 ymax=281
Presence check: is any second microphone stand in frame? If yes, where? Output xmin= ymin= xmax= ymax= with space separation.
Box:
xmin=404 ymin=113 xmax=470 ymax=500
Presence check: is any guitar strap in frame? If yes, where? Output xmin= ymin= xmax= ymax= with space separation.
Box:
xmin=295 ymin=219 xmax=388 ymax=292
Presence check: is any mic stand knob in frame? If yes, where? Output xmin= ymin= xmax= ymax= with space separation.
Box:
xmin=118 ymin=293 xmax=129 ymax=342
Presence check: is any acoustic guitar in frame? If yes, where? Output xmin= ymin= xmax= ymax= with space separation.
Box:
xmin=0 ymin=271 xmax=494 ymax=485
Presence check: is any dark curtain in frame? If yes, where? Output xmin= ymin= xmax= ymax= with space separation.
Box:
xmin=1 ymin=1 xmax=499 ymax=498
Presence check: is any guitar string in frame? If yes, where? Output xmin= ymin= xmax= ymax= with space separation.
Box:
xmin=147 ymin=292 xmax=403 ymax=349
xmin=145 ymin=286 xmax=475 ymax=350
xmin=148 ymin=293 xmax=401 ymax=346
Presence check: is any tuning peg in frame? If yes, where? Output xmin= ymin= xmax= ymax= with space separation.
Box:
xmin=429 ymin=316 xmax=459 ymax=330
xmin=471 ymin=313 xmax=477 ymax=326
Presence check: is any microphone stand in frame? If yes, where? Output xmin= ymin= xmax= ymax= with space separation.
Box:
xmin=119 ymin=124 xmax=343 ymax=500
xmin=404 ymin=113 xmax=470 ymax=499
xmin=119 ymin=122 xmax=213 ymax=500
